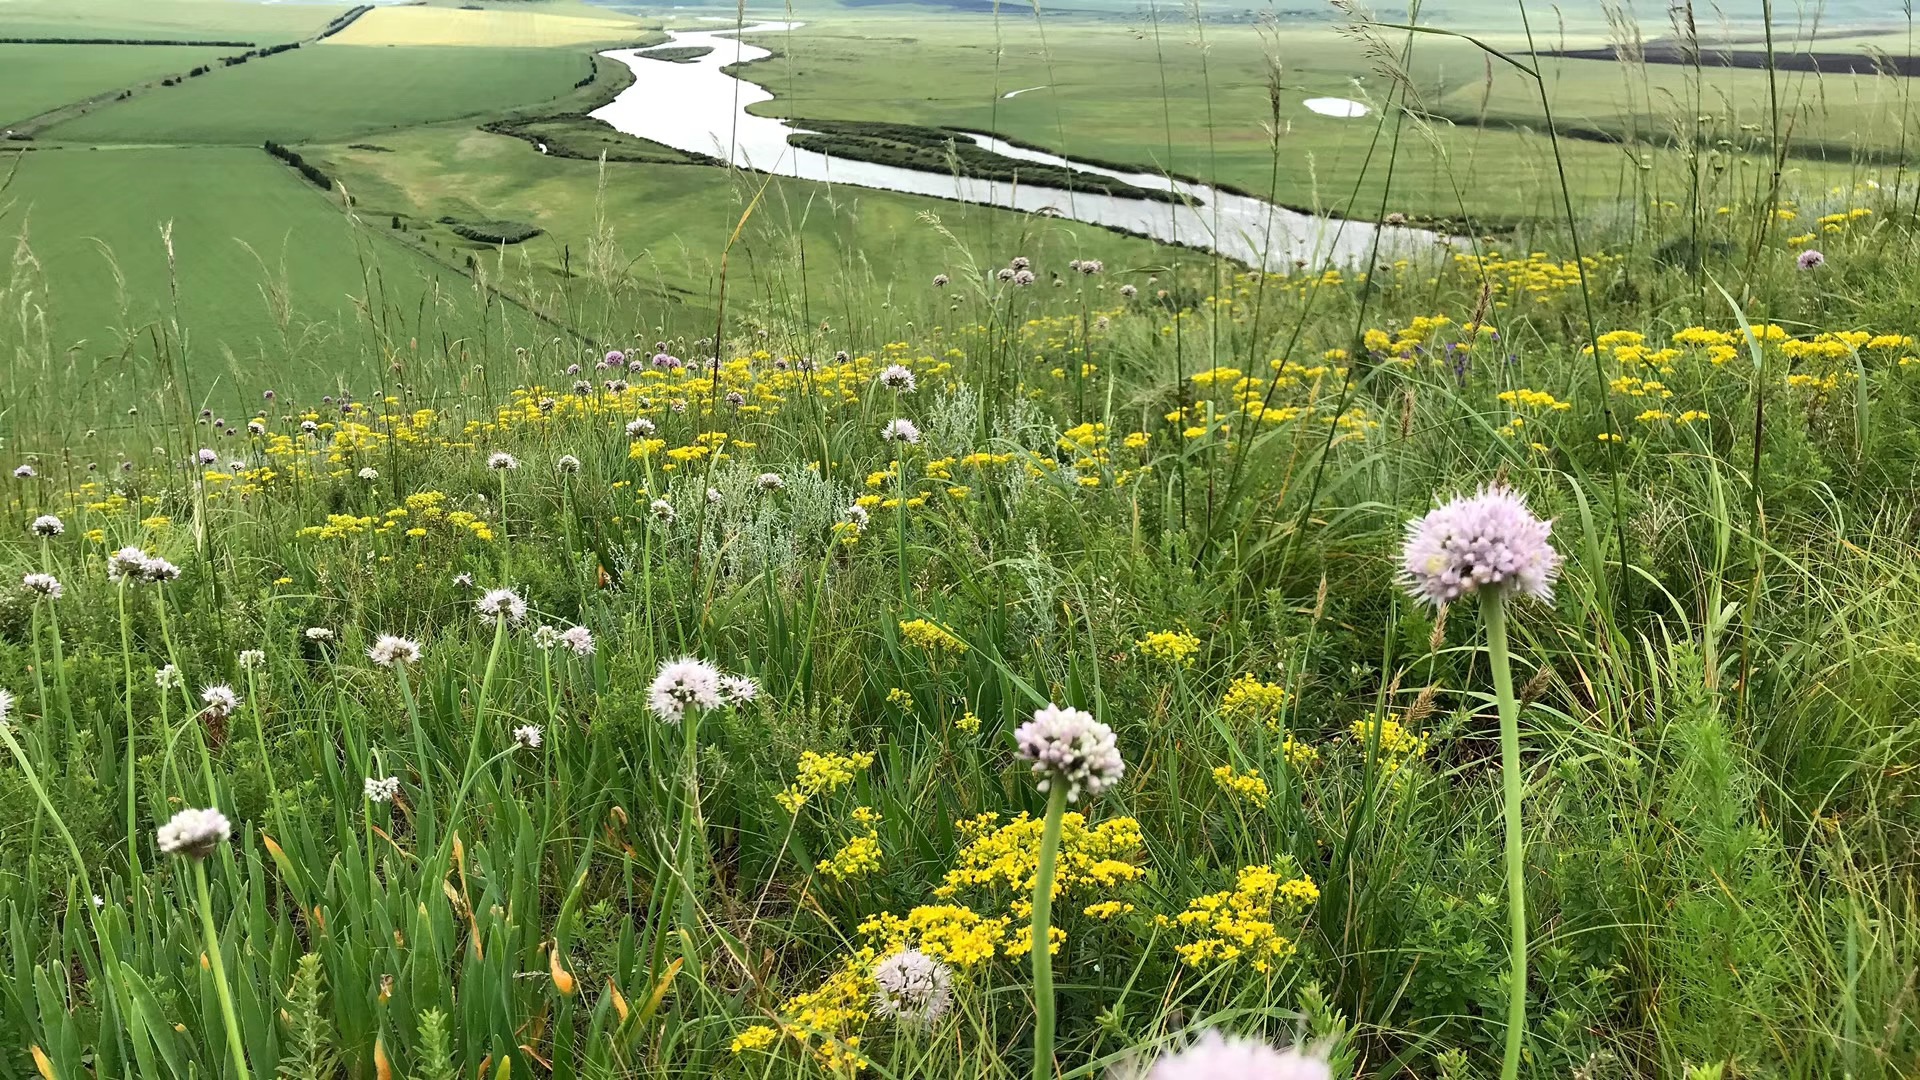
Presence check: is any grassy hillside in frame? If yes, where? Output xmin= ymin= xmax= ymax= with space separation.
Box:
xmin=42 ymin=44 xmax=593 ymax=145
xmin=0 ymin=145 xmax=516 ymax=426
xmin=0 ymin=43 xmax=235 ymax=126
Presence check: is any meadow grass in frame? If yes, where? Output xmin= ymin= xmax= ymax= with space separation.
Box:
xmin=0 ymin=0 xmax=332 ymax=42
xmin=0 ymin=145 xmax=522 ymax=422
xmin=41 ymin=45 xmax=595 ymax=145
xmin=0 ymin=44 xmax=235 ymax=126
xmin=1 ymin=4 xmax=1919 ymax=1077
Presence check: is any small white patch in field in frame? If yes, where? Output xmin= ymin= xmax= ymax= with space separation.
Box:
xmin=1304 ymin=97 xmax=1370 ymax=118
xmin=1002 ymin=86 xmax=1047 ymax=99
xmin=537 ymin=142 xmax=549 ymax=154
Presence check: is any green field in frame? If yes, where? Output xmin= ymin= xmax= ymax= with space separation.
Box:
xmin=43 ymin=44 xmax=593 ymax=144
xmin=0 ymin=145 xmax=517 ymax=424
xmin=0 ymin=0 xmax=335 ymax=41
xmin=732 ymin=17 xmax=1885 ymax=225
xmin=0 ymin=43 xmax=233 ymax=125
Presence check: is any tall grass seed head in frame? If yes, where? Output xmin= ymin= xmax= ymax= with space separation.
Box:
xmin=648 ymin=656 xmax=723 ymax=723
xmin=156 ymin=807 xmax=231 ymax=860
xmin=871 ymin=949 xmax=954 ymax=1025
xmin=1014 ymin=703 xmax=1125 ymax=802
xmin=1399 ymin=485 xmax=1560 ymax=608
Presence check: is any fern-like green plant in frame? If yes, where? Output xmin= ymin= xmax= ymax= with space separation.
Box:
xmin=276 ymin=954 xmax=336 ymax=1080
xmin=411 ymin=1009 xmax=458 ymax=1080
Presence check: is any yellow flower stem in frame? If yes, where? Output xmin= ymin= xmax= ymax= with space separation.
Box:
xmin=1482 ymin=590 xmax=1527 ymax=1080
xmin=1029 ymin=782 xmax=1068 ymax=1080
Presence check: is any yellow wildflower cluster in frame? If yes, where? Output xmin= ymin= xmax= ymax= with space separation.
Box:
xmin=1219 ymin=673 xmax=1290 ymax=727
xmin=819 ymin=826 xmax=883 ymax=881
xmin=775 ymin=750 xmax=875 ymax=814
xmin=1280 ymin=734 xmax=1320 ymax=771
xmin=1349 ymin=714 xmax=1431 ymax=775
xmin=729 ymin=1025 xmax=779 ymax=1053
xmin=1169 ymin=862 xmax=1320 ymax=973
xmin=935 ymin=812 xmax=1145 ymax=921
xmin=898 ymin=618 xmax=967 ymax=655
xmin=1497 ymin=388 xmax=1571 ymax=412
xmin=1211 ymin=765 xmax=1270 ymax=808
xmin=1137 ymin=629 xmax=1201 ymax=666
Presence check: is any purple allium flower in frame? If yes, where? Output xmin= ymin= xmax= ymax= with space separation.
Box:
xmin=605 ymin=350 xmax=626 ymax=366
xmin=1399 ymin=485 xmax=1559 ymax=608
xmin=648 ymin=656 xmax=722 ymax=723
xmin=1013 ymin=703 xmax=1124 ymax=802
xmin=1012 ymin=269 xmax=1037 ymax=287
xmin=1141 ymin=1031 xmax=1330 ymax=1080
xmin=1796 ymin=249 xmax=1825 ymax=271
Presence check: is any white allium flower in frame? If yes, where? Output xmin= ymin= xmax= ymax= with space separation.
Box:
xmin=845 ymin=505 xmax=871 ymax=528
xmin=247 ymin=419 xmax=266 ymax=435
xmin=476 ymin=588 xmax=528 ymax=626
xmin=28 ymin=514 xmax=63 ymax=537
xmin=649 ymin=499 xmax=677 ymax=525
xmin=878 ymin=364 xmax=917 ymax=392
xmin=706 ymin=487 xmax=723 ymax=505
xmin=871 ymin=949 xmax=954 ymax=1025
xmin=195 ymin=448 xmax=217 ymax=466
xmin=1012 ymin=703 xmax=1125 ymax=802
xmin=107 ymin=546 xmax=152 ymax=582
xmin=487 ymin=452 xmax=520 ymax=470
xmin=305 ymin=627 xmax=334 ymax=642
xmin=368 ymin=634 xmax=422 ymax=667
xmin=200 ymin=684 xmax=240 ymax=717
xmin=21 ymin=573 xmax=62 ymax=599
xmin=626 ymin=417 xmax=657 ymax=438
xmin=14 ymin=464 xmax=36 ymax=479
xmin=720 ymin=674 xmax=759 ymax=704
xmin=560 ymin=625 xmax=594 ymax=657
xmin=139 ymin=557 xmax=181 ymax=583
xmin=512 ymin=724 xmax=543 ymax=749
xmin=881 ymin=418 xmax=921 ymax=444
xmin=1120 ymin=283 xmax=1139 ymax=299
xmin=1012 ymin=269 xmax=1036 ymax=287
xmin=1138 ymin=1030 xmax=1331 ymax=1080
xmin=556 ymin=454 xmax=582 ymax=474
xmin=156 ymin=807 xmax=231 ymax=860
xmin=364 ymin=775 xmax=401 ymax=803
xmin=0 ymin=688 xmax=11 ymax=729
xmin=155 ymin=664 xmax=183 ymax=690
xmin=532 ymin=624 xmax=562 ymax=650
xmin=357 ymin=467 xmax=379 ymax=481
xmin=237 ymin=649 xmax=266 ymax=670
xmin=757 ymin=472 xmax=785 ymax=492
xmin=91 ymin=894 xmax=105 ymax=909
xmin=453 ymin=572 xmax=475 ymax=589
xmin=647 ymin=656 xmax=723 ymax=723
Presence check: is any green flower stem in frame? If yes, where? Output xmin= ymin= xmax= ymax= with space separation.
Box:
xmin=1029 ymin=782 xmax=1068 ymax=1080
xmin=1482 ymin=590 xmax=1527 ymax=1080
xmin=192 ymin=859 xmax=252 ymax=1080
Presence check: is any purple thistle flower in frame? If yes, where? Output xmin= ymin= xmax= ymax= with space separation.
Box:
xmin=1400 ymin=485 xmax=1560 ymax=608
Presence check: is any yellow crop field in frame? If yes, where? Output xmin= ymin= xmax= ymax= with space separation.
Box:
xmin=323 ymin=6 xmax=648 ymax=48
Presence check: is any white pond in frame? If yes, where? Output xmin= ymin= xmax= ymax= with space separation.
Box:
xmin=591 ymin=23 xmax=1430 ymax=269
xmin=1303 ymin=97 xmax=1371 ymax=118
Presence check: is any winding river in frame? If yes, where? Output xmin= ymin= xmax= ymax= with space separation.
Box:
xmin=591 ymin=23 xmax=1433 ymax=269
